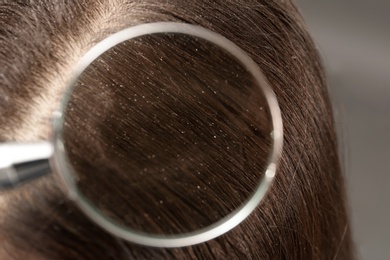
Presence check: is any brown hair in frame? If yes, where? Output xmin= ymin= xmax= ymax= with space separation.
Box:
xmin=0 ymin=0 xmax=354 ymax=259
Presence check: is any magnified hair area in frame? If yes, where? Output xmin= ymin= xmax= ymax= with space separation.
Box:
xmin=63 ymin=33 xmax=273 ymax=235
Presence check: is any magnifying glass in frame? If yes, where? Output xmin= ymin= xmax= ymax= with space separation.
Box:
xmin=0 ymin=22 xmax=283 ymax=247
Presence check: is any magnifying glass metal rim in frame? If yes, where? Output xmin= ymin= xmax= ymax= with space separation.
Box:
xmin=50 ymin=22 xmax=283 ymax=248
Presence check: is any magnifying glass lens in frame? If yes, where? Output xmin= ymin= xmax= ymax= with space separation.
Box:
xmin=62 ymin=33 xmax=273 ymax=236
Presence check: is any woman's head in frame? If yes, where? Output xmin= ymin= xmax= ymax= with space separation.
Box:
xmin=0 ymin=0 xmax=353 ymax=259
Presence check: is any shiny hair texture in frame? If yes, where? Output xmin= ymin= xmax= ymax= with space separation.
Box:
xmin=0 ymin=0 xmax=354 ymax=259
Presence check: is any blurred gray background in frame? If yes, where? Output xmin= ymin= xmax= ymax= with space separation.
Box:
xmin=296 ymin=1 xmax=390 ymax=259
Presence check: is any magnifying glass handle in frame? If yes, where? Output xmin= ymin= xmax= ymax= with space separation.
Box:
xmin=0 ymin=142 xmax=53 ymax=190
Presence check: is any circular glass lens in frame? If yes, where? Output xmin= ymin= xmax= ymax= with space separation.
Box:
xmin=52 ymin=23 xmax=282 ymax=247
